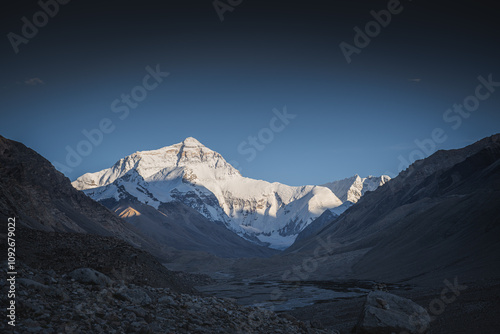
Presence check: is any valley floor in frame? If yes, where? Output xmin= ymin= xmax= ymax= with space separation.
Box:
xmin=196 ymin=275 xmax=500 ymax=333
xmin=285 ymin=279 xmax=500 ymax=334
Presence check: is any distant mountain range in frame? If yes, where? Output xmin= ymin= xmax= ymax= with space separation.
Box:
xmin=72 ymin=137 xmax=389 ymax=249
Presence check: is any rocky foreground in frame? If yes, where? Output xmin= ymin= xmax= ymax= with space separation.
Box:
xmin=0 ymin=227 xmax=338 ymax=333
xmin=1 ymin=262 xmax=336 ymax=334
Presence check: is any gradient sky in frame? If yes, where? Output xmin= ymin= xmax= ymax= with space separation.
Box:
xmin=1 ymin=0 xmax=499 ymax=186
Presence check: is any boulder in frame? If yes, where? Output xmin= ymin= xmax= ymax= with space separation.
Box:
xmin=68 ymin=268 xmax=112 ymax=286
xmin=114 ymin=286 xmax=152 ymax=305
xmin=18 ymin=278 xmax=49 ymax=291
xmin=354 ymin=290 xmax=430 ymax=334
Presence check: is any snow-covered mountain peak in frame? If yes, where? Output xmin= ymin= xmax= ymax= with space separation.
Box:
xmin=322 ymin=174 xmax=391 ymax=203
xmin=132 ymin=137 xmax=215 ymax=163
xmin=181 ymin=136 xmax=204 ymax=147
xmin=72 ymin=138 xmax=345 ymax=249
xmin=72 ymin=138 xmax=240 ymax=191
xmin=71 ymin=137 xmax=389 ymax=250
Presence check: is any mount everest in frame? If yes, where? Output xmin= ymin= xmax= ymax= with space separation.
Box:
xmin=72 ymin=137 xmax=389 ymax=249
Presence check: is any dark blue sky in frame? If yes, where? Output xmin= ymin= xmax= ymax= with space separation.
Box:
xmin=1 ymin=0 xmax=499 ymax=186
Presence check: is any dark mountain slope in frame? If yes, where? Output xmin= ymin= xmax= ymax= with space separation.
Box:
xmin=2 ymin=225 xmax=206 ymax=293
xmin=294 ymin=209 xmax=337 ymax=243
xmin=0 ymin=135 xmax=159 ymax=255
xmin=104 ymin=198 xmax=278 ymax=258
xmin=280 ymin=134 xmax=500 ymax=285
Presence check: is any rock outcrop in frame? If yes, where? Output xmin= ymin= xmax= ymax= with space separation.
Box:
xmin=354 ymin=290 xmax=430 ymax=334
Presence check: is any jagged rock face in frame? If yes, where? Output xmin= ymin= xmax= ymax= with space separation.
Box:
xmin=73 ymin=137 xmax=342 ymax=249
xmin=322 ymin=175 xmax=391 ymax=203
